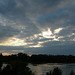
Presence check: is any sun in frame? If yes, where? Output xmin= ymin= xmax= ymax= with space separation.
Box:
xmin=42 ymin=28 xmax=52 ymax=38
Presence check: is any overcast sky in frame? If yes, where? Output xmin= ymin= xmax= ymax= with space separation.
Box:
xmin=0 ymin=0 xmax=75 ymax=55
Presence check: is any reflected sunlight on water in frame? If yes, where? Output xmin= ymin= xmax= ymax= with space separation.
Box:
xmin=28 ymin=63 xmax=75 ymax=75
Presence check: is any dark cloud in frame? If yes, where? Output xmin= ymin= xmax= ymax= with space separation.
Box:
xmin=0 ymin=25 xmax=20 ymax=42
xmin=0 ymin=0 xmax=28 ymax=16
xmin=58 ymin=27 xmax=75 ymax=36
xmin=0 ymin=45 xmax=25 ymax=50
xmin=0 ymin=0 xmax=73 ymax=17
xmin=24 ymin=41 xmax=75 ymax=55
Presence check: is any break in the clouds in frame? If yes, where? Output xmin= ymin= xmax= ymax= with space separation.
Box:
xmin=0 ymin=0 xmax=75 ymax=55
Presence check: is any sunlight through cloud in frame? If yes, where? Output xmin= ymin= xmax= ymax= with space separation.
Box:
xmin=28 ymin=44 xmax=43 ymax=48
xmin=54 ymin=28 xmax=63 ymax=34
xmin=42 ymin=28 xmax=53 ymax=38
xmin=0 ymin=37 xmax=27 ymax=46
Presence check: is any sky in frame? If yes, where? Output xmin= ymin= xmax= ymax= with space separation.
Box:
xmin=0 ymin=0 xmax=75 ymax=56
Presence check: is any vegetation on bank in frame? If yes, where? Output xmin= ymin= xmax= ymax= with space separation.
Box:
xmin=0 ymin=60 xmax=34 ymax=75
xmin=46 ymin=67 xmax=75 ymax=75
xmin=46 ymin=67 xmax=62 ymax=75
xmin=0 ymin=53 xmax=75 ymax=64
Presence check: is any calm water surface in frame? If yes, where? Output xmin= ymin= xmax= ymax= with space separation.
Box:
xmin=28 ymin=63 xmax=75 ymax=75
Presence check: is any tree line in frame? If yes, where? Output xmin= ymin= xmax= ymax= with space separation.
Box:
xmin=0 ymin=53 xmax=75 ymax=64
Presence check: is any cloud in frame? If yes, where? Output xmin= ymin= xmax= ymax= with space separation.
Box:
xmin=0 ymin=0 xmax=75 ymax=55
xmin=0 ymin=25 xmax=20 ymax=42
xmin=0 ymin=41 xmax=75 ymax=55
xmin=58 ymin=27 xmax=75 ymax=37
xmin=54 ymin=28 xmax=63 ymax=34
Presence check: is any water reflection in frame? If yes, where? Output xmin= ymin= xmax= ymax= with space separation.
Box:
xmin=1 ymin=63 xmax=7 ymax=70
xmin=28 ymin=63 xmax=75 ymax=75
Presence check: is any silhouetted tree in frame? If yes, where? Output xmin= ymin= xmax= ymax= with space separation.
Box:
xmin=1 ymin=65 xmax=12 ymax=75
xmin=0 ymin=53 xmax=2 ymax=57
xmin=0 ymin=61 xmax=2 ymax=70
xmin=46 ymin=67 xmax=62 ymax=75
xmin=0 ymin=60 xmax=34 ymax=75
xmin=46 ymin=71 xmax=52 ymax=75
xmin=9 ymin=60 xmax=34 ymax=75
xmin=17 ymin=53 xmax=29 ymax=62
xmin=0 ymin=53 xmax=3 ymax=70
xmin=70 ymin=70 xmax=75 ymax=75
xmin=52 ymin=67 xmax=62 ymax=75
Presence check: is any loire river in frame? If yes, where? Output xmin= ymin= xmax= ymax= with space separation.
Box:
xmin=28 ymin=63 xmax=75 ymax=75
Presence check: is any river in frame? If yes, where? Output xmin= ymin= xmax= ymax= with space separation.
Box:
xmin=28 ymin=63 xmax=75 ymax=75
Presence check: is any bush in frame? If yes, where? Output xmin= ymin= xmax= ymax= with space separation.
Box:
xmin=0 ymin=60 xmax=34 ymax=75
xmin=70 ymin=70 xmax=75 ymax=75
xmin=46 ymin=67 xmax=62 ymax=75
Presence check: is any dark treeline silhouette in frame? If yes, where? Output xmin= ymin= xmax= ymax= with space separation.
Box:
xmin=30 ymin=54 xmax=75 ymax=64
xmin=0 ymin=53 xmax=75 ymax=64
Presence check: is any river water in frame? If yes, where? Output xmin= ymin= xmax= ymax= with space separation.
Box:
xmin=28 ymin=63 xmax=75 ymax=75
